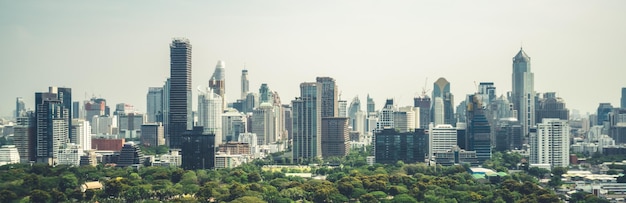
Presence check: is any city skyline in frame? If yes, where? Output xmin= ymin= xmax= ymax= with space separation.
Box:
xmin=2 ymin=1 xmax=626 ymax=117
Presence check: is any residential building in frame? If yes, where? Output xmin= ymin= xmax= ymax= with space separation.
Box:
xmin=535 ymin=92 xmax=569 ymax=123
xmin=530 ymin=119 xmax=570 ymax=169
xmin=35 ymin=86 xmax=72 ymax=165
xmin=197 ymin=88 xmax=222 ymax=145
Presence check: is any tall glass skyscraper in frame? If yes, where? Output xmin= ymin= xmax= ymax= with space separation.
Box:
xmin=621 ymin=88 xmax=626 ymax=109
xmin=511 ymin=48 xmax=535 ymax=137
xmin=146 ymin=87 xmax=163 ymax=123
xmin=292 ymin=82 xmax=321 ymax=162
xmin=209 ymin=60 xmax=226 ymax=111
xmin=169 ymin=38 xmax=192 ymax=149
xmin=241 ymin=69 xmax=249 ymax=100
xmin=431 ymin=77 xmax=455 ymax=126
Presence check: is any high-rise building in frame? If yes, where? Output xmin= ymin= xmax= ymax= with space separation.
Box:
xmin=35 ymin=87 xmax=72 ymax=165
xmin=396 ymin=106 xmax=419 ymax=133
xmin=146 ymin=87 xmax=163 ymax=123
xmin=259 ymin=83 xmax=272 ymax=104
xmin=117 ymin=143 xmax=143 ymax=168
xmin=321 ymin=117 xmax=349 ymax=158
xmin=466 ymin=95 xmax=492 ymax=163
xmin=317 ymin=77 xmax=338 ymax=118
xmin=478 ymin=82 xmax=496 ymax=107
xmin=209 ymin=60 xmax=226 ymax=111
xmin=348 ymin=96 xmax=366 ymax=135
xmin=376 ymin=99 xmax=396 ymax=131
xmin=597 ymin=103 xmax=614 ymax=125
xmin=181 ymin=126 xmax=216 ymax=170
xmin=431 ymin=77 xmax=455 ymax=126
xmin=118 ymin=113 xmax=144 ymax=139
xmin=338 ymin=100 xmax=347 ymax=117
xmin=375 ymin=128 xmax=428 ymax=164
xmin=511 ymin=48 xmax=535 ymax=137
xmin=241 ymin=69 xmax=249 ymax=100
xmin=85 ymin=98 xmax=108 ymax=121
xmin=14 ymin=112 xmax=35 ymax=163
xmin=141 ymin=123 xmax=165 ymax=147
xmin=621 ymin=88 xmax=626 ymax=109
xmin=169 ymin=38 xmax=192 ymax=149
xmin=70 ymin=119 xmax=91 ymax=152
xmin=535 ymin=92 xmax=569 ymax=123
xmin=72 ymin=101 xmax=83 ymax=120
xmin=495 ymin=118 xmax=522 ymax=152
xmin=428 ymin=124 xmax=457 ymax=158
xmin=367 ymin=94 xmax=375 ymax=116
xmin=432 ymin=97 xmax=445 ymax=126
xmin=252 ymin=103 xmax=276 ymax=145
xmin=15 ymin=97 xmax=25 ymax=119
xmin=530 ymin=119 xmax=570 ymax=169
xmin=222 ymin=109 xmax=247 ymax=142
xmin=292 ymin=82 xmax=321 ymax=161
xmin=197 ymin=88 xmax=223 ymax=145
xmin=162 ymin=78 xmax=170 ymax=140
xmin=414 ymin=96 xmax=431 ymax=129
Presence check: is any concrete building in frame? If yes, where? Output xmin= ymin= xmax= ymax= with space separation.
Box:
xmin=118 ymin=112 xmax=144 ymax=139
xmin=292 ymin=82 xmax=322 ymax=161
xmin=374 ymin=128 xmax=428 ymax=164
xmin=15 ymin=97 xmax=25 ymax=119
xmin=35 ymin=86 xmax=72 ymax=165
xmin=494 ymin=118 xmax=523 ymax=151
xmin=57 ymin=143 xmax=82 ymax=166
xmin=91 ymin=138 xmax=125 ymax=151
xmin=535 ymin=92 xmax=569 ymax=124
xmin=209 ymin=60 xmax=226 ymax=111
xmin=414 ymin=96 xmax=431 ymax=129
xmin=218 ymin=142 xmax=251 ymax=155
xmin=215 ymin=154 xmax=245 ymax=169
xmin=197 ymin=88 xmax=222 ymax=145
xmin=222 ymin=109 xmax=247 ymax=142
xmin=117 ymin=143 xmax=143 ymax=167
xmin=622 ymin=88 xmax=626 ymax=109
xmin=429 ymin=124 xmax=457 ymax=158
xmin=169 ymin=38 xmax=193 ymax=149
xmin=511 ymin=48 xmax=535 ymax=137
xmin=0 ymin=145 xmax=20 ymax=166
xmin=13 ymin=113 xmax=35 ymax=163
xmin=466 ymin=94 xmax=492 ymax=163
xmin=434 ymin=146 xmax=479 ymax=166
xmin=252 ymin=103 xmax=276 ymax=145
xmin=71 ymin=119 xmax=92 ymax=152
xmin=530 ymin=119 xmax=570 ymax=169
xmin=376 ymin=99 xmax=395 ymax=131
xmin=146 ymin=87 xmax=163 ymax=123
xmin=141 ymin=123 xmax=165 ymax=147
xmin=321 ymin=117 xmax=350 ymax=158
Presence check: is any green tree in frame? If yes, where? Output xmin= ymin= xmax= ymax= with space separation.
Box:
xmin=29 ymin=190 xmax=51 ymax=203
xmin=391 ymin=194 xmax=417 ymax=203
xmin=230 ymin=196 xmax=266 ymax=203
xmin=0 ymin=190 xmax=17 ymax=202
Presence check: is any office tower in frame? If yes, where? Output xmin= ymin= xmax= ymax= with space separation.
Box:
xmin=535 ymin=92 xmax=569 ymax=123
xmin=259 ymin=83 xmax=272 ymax=104
xmin=57 ymin=143 xmax=81 ymax=166
xmin=197 ymin=88 xmax=223 ymax=145
xmin=162 ymin=78 xmax=170 ymax=140
xmin=321 ymin=117 xmax=350 ymax=158
xmin=348 ymin=96 xmax=365 ymax=134
xmin=292 ymin=82 xmax=321 ymax=161
xmin=222 ymin=109 xmax=247 ymax=142
xmin=493 ymin=95 xmax=515 ymax=120
xmin=241 ymin=69 xmax=249 ymax=100
xmin=597 ymin=103 xmax=614 ymax=125
xmin=0 ymin=145 xmax=21 ymax=166
xmin=15 ymin=97 xmax=25 ymax=119
xmin=91 ymin=116 xmax=114 ymax=135
xmin=72 ymin=101 xmax=83 ymax=120
xmin=530 ymin=119 xmax=570 ymax=169
xmin=14 ymin=112 xmax=35 ymax=163
xmin=511 ymin=48 xmax=535 ymax=136
xmin=375 ymin=128 xmax=428 ymax=164
xmin=478 ymin=82 xmax=496 ymax=106
xmin=114 ymin=103 xmax=134 ymax=115
xmin=317 ymin=77 xmax=338 ymax=117
xmin=622 ymin=88 xmax=626 ymax=109
xmin=35 ymin=87 xmax=72 ymax=165
xmin=283 ymin=105 xmax=293 ymax=141
xmin=141 ymin=123 xmax=165 ymax=147
xmin=85 ymin=97 xmax=108 ymax=121
xmin=456 ymin=123 xmax=467 ymax=150
xmin=466 ymin=94 xmax=491 ymax=163
xmin=366 ymin=94 xmax=375 ymax=116
xmin=431 ymin=77 xmax=455 ymax=126
xmin=71 ymin=119 xmax=91 ymax=152
xmin=414 ymin=95 xmax=431 ymax=129
xmin=428 ymin=124 xmax=457 ymax=158
xmin=117 ymin=143 xmax=143 ymax=167
xmin=396 ymin=106 xmax=418 ymax=133
xmin=118 ymin=112 xmax=144 ymax=139
xmin=182 ymin=126 xmax=216 ymax=169
xmin=338 ymin=100 xmax=347 ymax=117
xmin=209 ymin=60 xmax=226 ymax=111
xmin=495 ymin=118 xmax=522 ymax=152
xmin=376 ymin=99 xmax=395 ymax=130
xmin=432 ymin=97 xmax=445 ymax=126
xmin=244 ymin=92 xmax=259 ymax=113
xmin=456 ymin=100 xmax=467 ymax=123
xmin=169 ymin=38 xmax=192 ymax=149
xmin=147 ymin=87 xmax=163 ymax=123
xmin=253 ymin=103 xmax=276 ymax=145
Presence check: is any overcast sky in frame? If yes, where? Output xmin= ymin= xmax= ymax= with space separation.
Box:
xmin=1 ymin=1 xmax=625 ymax=118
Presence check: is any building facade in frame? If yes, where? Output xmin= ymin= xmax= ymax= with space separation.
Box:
xmin=432 ymin=77 xmax=455 ymax=126
xmin=511 ymin=48 xmax=535 ymax=137
xmin=169 ymin=38 xmax=193 ymax=149
xmin=530 ymin=119 xmax=570 ymax=169
xmin=146 ymin=87 xmax=163 ymax=123
xmin=181 ymin=127 xmax=216 ymax=170
xmin=209 ymin=60 xmax=226 ymax=111
xmin=292 ymin=82 xmax=322 ymax=161
xmin=321 ymin=117 xmax=350 ymax=158
xmin=375 ymin=128 xmax=428 ymax=164
xmin=197 ymin=88 xmax=223 ymax=145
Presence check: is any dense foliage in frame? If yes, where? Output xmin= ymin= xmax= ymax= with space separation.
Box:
xmin=0 ymin=150 xmax=561 ymax=203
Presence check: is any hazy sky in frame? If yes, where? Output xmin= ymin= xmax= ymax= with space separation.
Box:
xmin=1 ymin=1 xmax=625 ymax=118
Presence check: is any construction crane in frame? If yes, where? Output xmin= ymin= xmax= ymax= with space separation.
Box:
xmin=421 ymin=77 xmax=430 ymax=98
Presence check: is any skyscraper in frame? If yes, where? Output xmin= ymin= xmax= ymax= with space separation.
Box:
xmin=376 ymin=99 xmax=395 ymax=130
xmin=146 ymin=87 xmax=163 ymax=123
xmin=317 ymin=77 xmax=338 ymax=118
xmin=70 ymin=119 xmax=91 ymax=152
xmin=622 ymin=88 xmax=626 ymax=109
xmin=530 ymin=119 xmax=570 ymax=169
xmin=535 ymin=92 xmax=569 ymax=124
xmin=169 ymin=38 xmax=192 ymax=149
xmin=375 ymin=128 xmax=428 ymax=164
xmin=414 ymin=95 xmax=431 ymax=129
xmin=348 ymin=96 xmax=366 ymax=135
xmin=366 ymin=94 xmax=375 ymax=116
xmin=338 ymin=100 xmax=347 ymax=117
xmin=85 ymin=97 xmax=108 ymax=121
xmin=241 ymin=69 xmax=249 ymax=100
xmin=321 ymin=117 xmax=350 ymax=158
xmin=466 ymin=94 xmax=491 ymax=163
xmin=15 ymin=97 xmax=25 ymax=119
xmin=511 ymin=48 xmax=535 ymax=136
xmin=292 ymin=82 xmax=321 ymax=161
xmin=181 ymin=127 xmax=216 ymax=170
xmin=431 ymin=77 xmax=455 ymax=126
xmin=209 ymin=60 xmax=226 ymax=111
xmin=597 ymin=103 xmax=614 ymax=125
xmin=35 ymin=86 xmax=72 ymax=165
xmin=14 ymin=112 xmax=35 ymax=163
xmin=197 ymin=88 xmax=223 ymax=146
